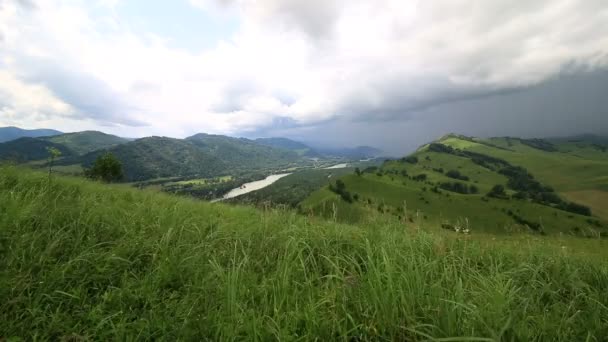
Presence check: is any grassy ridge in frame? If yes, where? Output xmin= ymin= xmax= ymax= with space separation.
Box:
xmin=302 ymin=136 xmax=608 ymax=235
xmin=1 ymin=167 xmax=608 ymax=340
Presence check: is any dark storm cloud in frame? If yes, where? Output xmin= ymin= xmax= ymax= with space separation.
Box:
xmin=335 ymin=75 xmax=523 ymax=123
xmin=258 ymin=70 xmax=608 ymax=156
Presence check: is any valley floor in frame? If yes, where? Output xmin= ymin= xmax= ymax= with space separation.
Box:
xmin=1 ymin=167 xmax=607 ymax=340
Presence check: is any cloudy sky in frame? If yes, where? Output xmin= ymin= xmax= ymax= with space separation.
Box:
xmin=1 ymin=0 xmax=607 ymax=154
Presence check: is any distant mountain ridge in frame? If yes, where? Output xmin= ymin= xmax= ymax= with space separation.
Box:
xmin=255 ymin=137 xmax=310 ymax=150
xmin=256 ymin=137 xmax=383 ymax=159
xmin=0 ymin=126 xmax=63 ymax=143
xmin=40 ymin=131 xmax=128 ymax=155
xmin=58 ymin=134 xmax=311 ymax=181
xmin=313 ymin=145 xmax=383 ymax=159
xmin=0 ymin=131 xmax=128 ymax=162
xmin=0 ymin=127 xmax=381 ymax=181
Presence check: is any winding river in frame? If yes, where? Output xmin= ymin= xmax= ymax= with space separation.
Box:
xmin=218 ymin=173 xmax=292 ymax=201
xmin=213 ymin=163 xmax=350 ymax=202
xmin=323 ymin=163 xmax=349 ymax=169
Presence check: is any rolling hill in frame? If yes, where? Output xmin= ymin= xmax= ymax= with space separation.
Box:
xmin=0 ymin=137 xmax=76 ymax=162
xmin=2 ymin=165 xmax=608 ymax=340
xmin=301 ymin=134 xmax=608 ymax=236
xmin=0 ymin=130 xmax=128 ymax=163
xmin=57 ymin=134 xmax=316 ymax=182
xmin=186 ymin=133 xmax=303 ymax=169
xmin=255 ymin=137 xmax=384 ymax=159
xmin=254 ymin=137 xmax=321 ymax=157
xmin=313 ymin=145 xmax=383 ymax=159
xmin=254 ymin=137 xmax=311 ymax=150
xmin=61 ymin=136 xmax=228 ymax=181
xmin=0 ymin=126 xmax=62 ymax=143
xmin=40 ymin=131 xmax=128 ymax=155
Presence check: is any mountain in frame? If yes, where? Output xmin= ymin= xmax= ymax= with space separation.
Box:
xmin=255 ymin=137 xmax=310 ymax=150
xmin=302 ymin=134 xmax=608 ymax=236
xmin=40 ymin=131 xmax=128 ymax=155
xmin=186 ymin=133 xmax=303 ymax=170
xmin=0 ymin=137 xmax=75 ymax=162
xmin=314 ymin=145 xmax=383 ymax=159
xmin=62 ymin=136 xmax=226 ymax=181
xmin=59 ymin=133 xmax=312 ymax=181
xmin=0 ymin=130 xmax=128 ymax=163
xmin=254 ymin=137 xmax=321 ymax=157
xmin=0 ymin=126 xmax=62 ymax=143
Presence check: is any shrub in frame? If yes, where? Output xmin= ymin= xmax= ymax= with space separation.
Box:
xmin=560 ymin=202 xmax=592 ymax=217
xmin=413 ymin=174 xmax=427 ymax=182
xmin=439 ymin=182 xmax=476 ymax=194
xmin=402 ymin=156 xmax=418 ymax=164
xmin=446 ymin=170 xmax=470 ymax=181
xmin=487 ymin=184 xmax=508 ymax=199
xmin=329 ymin=179 xmax=353 ymax=203
xmin=363 ymin=166 xmax=378 ymax=174
xmin=84 ymin=152 xmax=124 ymax=183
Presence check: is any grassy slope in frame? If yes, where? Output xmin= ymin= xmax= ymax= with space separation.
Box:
xmin=463 ymin=137 xmax=608 ymax=220
xmin=2 ymin=167 xmax=608 ymax=340
xmin=302 ymin=136 xmax=607 ymax=235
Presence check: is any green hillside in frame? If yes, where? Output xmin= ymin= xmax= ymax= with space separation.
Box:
xmin=0 ymin=137 xmax=75 ymax=162
xmin=1 ymin=166 xmax=608 ymax=340
xmin=64 ymin=137 xmax=228 ymax=181
xmin=41 ymin=131 xmax=128 ymax=155
xmin=187 ymin=133 xmax=305 ymax=169
xmin=445 ymin=135 xmax=608 ymax=220
xmin=302 ymin=135 xmax=608 ymax=236
xmin=58 ymin=134 xmax=314 ymax=182
xmin=0 ymin=131 xmax=127 ymax=163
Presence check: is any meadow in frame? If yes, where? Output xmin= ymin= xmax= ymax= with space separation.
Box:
xmin=1 ymin=166 xmax=608 ymax=340
xmin=301 ymin=136 xmax=607 ymax=236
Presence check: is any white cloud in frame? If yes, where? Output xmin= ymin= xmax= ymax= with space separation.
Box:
xmin=0 ymin=0 xmax=607 ymax=138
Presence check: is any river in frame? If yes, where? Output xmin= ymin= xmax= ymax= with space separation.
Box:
xmin=324 ymin=163 xmax=349 ymax=169
xmin=218 ymin=173 xmax=292 ymax=201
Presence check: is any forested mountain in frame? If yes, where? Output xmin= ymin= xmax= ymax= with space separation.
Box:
xmin=40 ymin=131 xmax=128 ymax=155
xmin=0 ymin=126 xmax=62 ymax=143
xmin=0 ymin=137 xmax=75 ymax=162
xmin=0 ymin=131 xmax=128 ymax=162
xmin=56 ymin=134 xmax=315 ymax=181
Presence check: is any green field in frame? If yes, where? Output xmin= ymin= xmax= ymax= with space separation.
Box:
xmin=302 ymin=135 xmax=608 ymax=236
xmin=166 ymin=175 xmax=233 ymax=186
xmin=2 ymin=166 xmax=608 ymax=340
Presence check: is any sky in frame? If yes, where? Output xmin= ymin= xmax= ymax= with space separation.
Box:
xmin=0 ymin=0 xmax=607 ymax=155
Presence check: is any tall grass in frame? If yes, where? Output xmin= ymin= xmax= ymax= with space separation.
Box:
xmin=1 ymin=166 xmax=607 ymax=340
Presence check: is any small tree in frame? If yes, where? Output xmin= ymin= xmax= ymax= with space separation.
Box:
xmin=85 ymin=152 xmax=124 ymax=182
xmin=487 ymin=184 xmax=508 ymax=199
xmin=355 ymin=167 xmax=362 ymax=176
xmin=46 ymin=147 xmax=62 ymax=178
